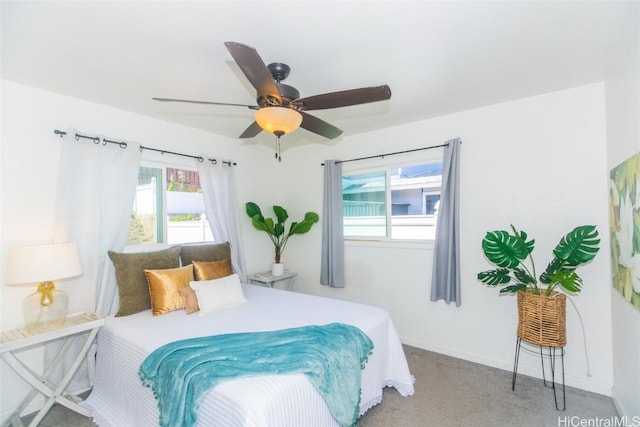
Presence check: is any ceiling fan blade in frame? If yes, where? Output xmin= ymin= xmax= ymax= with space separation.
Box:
xmin=239 ymin=121 xmax=263 ymax=139
xmin=152 ymin=97 xmax=258 ymax=109
xmin=299 ymin=111 xmax=343 ymax=139
xmin=224 ymin=42 xmax=281 ymax=105
xmin=295 ymin=85 xmax=391 ymax=111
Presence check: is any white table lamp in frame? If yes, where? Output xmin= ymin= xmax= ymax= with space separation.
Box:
xmin=6 ymin=243 xmax=82 ymax=327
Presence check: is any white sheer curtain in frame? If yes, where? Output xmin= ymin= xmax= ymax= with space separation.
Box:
xmin=50 ymin=129 xmax=141 ymax=391
xmin=196 ymin=160 xmax=247 ymax=283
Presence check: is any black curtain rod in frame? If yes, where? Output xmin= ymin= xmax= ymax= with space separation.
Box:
xmin=320 ymin=142 xmax=451 ymax=166
xmin=53 ymin=129 xmax=237 ymax=166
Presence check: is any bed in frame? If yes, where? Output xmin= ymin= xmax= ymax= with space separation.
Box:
xmin=82 ymin=244 xmax=414 ymax=426
xmin=82 ymin=242 xmax=414 ymax=427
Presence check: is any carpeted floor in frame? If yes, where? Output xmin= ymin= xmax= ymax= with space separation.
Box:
xmin=357 ymin=345 xmax=618 ymax=426
xmin=23 ymin=345 xmax=618 ymax=426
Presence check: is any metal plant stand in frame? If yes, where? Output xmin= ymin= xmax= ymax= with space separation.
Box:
xmin=512 ymin=337 xmax=566 ymax=411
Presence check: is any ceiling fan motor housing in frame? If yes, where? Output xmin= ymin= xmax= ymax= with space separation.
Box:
xmin=257 ymin=83 xmax=300 ymax=108
xmin=258 ymin=84 xmax=300 ymax=107
xmin=257 ymin=63 xmax=301 ymax=108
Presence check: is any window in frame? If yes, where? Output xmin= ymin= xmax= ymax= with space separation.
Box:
xmin=342 ymin=161 xmax=442 ymax=241
xmin=127 ymin=165 xmax=214 ymax=245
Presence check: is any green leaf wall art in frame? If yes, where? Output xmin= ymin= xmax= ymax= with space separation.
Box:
xmin=609 ymin=151 xmax=640 ymax=311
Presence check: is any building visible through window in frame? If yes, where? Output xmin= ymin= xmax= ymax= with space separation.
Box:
xmin=127 ymin=166 xmax=214 ymax=245
xmin=343 ymin=162 xmax=442 ymax=240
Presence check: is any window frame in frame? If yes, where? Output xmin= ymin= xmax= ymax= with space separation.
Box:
xmin=341 ymin=149 xmax=444 ymax=245
xmin=128 ymin=159 xmax=213 ymax=247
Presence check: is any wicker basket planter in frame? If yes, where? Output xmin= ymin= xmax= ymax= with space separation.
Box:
xmin=516 ymin=290 xmax=566 ymax=348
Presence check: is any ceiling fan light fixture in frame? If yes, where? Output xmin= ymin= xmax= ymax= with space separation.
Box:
xmin=255 ymin=107 xmax=302 ymax=136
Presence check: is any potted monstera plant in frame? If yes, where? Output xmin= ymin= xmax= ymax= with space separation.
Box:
xmin=245 ymin=202 xmax=319 ymax=276
xmin=477 ymin=224 xmax=600 ymax=347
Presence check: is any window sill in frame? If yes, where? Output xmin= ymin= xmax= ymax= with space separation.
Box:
xmin=344 ymin=238 xmax=435 ymax=250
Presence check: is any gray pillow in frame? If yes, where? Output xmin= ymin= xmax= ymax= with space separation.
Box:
xmin=108 ymin=246 xmax=181 ymax=317
xmin=179 ymin=242 xmax=231 ymax=266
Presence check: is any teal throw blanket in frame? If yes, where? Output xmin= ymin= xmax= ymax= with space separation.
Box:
xmin=139 ymin=323 xmax=373 ymax=427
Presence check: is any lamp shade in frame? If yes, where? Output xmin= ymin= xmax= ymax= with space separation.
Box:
xmin=255 ymin=107 xmax=303 ymax=135
xmin=6 ymin=243 xmax=82 ymax=285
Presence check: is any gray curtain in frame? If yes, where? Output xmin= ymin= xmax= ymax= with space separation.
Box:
xmin=320 ymin=160 xmax=345 ymax=287
xmin=430 ymin=138 xmax=462 ymax=306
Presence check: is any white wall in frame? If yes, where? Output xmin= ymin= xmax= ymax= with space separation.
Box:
xmin=604 ymin=2 xmax=640 ymax=419
xmin=0 ymin=79 xmax=279 ymax=420
xmin=281 ymin=83 xmax=614 ymax=395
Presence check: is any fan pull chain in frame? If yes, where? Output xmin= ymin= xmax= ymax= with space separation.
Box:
xmin=274 ymin=135 xmax=282 ymax=162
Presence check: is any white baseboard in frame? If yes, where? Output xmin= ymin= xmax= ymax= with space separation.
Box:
xmin=611 ymin=386 xmax=639 ymax=420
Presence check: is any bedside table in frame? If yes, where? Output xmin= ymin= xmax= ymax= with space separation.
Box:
xmin=248 ymin=271 xmax=297 ymax=291
xmin=0 ymin=312 xmax=105 ymax=427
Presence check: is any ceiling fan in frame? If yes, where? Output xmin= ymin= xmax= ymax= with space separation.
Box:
xmin=153 ymin=42 xmax=392 ymax=143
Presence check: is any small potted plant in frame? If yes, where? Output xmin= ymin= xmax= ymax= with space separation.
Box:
xmin=245 ymin=202 xmax=319 ymax=276
xmin=477 ymin=224 xmax=600 ymax=346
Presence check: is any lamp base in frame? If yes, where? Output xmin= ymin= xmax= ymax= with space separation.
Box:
xmin=23 ymin=284 xmax=68 ymax=329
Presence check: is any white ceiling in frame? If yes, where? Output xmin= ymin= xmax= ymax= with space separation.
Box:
xmin=1 ymin=1 xmax=633 ymax=149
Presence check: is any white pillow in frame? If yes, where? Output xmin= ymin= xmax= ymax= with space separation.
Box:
xmin=190 ymin=273 xmax=247 ymax=315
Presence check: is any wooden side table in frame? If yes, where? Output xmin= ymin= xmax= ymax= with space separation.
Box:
xmin=0 ymin=312 xmax=105 ymax=426
xmin=247 ymin=271 xmax=297 ymax=291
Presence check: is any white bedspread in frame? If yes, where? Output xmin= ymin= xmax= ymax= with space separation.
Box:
xmin=84 ymin=284 xmax=415 ymax=426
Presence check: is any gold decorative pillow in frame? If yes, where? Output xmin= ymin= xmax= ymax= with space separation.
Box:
xmin=144 ymin=265 xmax=194 ymax=316
xmin=193 ymin=259 xmax=233 ymax=281
xmin=179 ymin=286 xmax=199 ymax=315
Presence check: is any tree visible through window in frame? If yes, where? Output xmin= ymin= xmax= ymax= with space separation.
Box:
xmin=127 ymin=165 xmax=214 ymax=245
xmin=343 ymin=162 xmax=442 ymax=240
